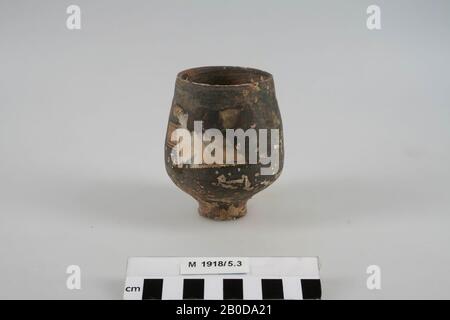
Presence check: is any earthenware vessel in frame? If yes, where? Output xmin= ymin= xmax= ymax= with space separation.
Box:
xmin=165 ymin=66 xmax=284 ymax=220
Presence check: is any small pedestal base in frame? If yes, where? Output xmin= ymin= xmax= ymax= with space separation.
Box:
xmin=198 ymin=200 xmax=247 ymax=220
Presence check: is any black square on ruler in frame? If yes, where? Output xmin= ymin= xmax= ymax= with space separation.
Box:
xmin=142 ymin=279 xmax=163 ymax=300
xmin=223 ymin=279 xmax=243 ymax=300
xmin=301 ymin=279 xmax=322 ymax=299
xmin=183 ymin=279 xmax=204 ymax=299
xmin=261 ymin=279 xmax=284 ymax=299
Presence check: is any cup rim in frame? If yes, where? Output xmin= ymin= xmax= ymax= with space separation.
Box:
xmin=176 ymin=66 xmax=273 ymax=88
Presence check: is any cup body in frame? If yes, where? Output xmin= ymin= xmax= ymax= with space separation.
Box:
xmin=165 ymin=66 xmax=284 ymax=220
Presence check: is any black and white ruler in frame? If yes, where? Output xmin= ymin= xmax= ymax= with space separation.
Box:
xmin=123 ymin=257 xmax=321 ymax=300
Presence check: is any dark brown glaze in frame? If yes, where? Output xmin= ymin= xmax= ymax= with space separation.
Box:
xmin=165 ymin=66 xmax=284 ymax=220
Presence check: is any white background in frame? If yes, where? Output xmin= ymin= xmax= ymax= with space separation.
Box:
xmin=1 ymin=0 xmax=449 ymax=299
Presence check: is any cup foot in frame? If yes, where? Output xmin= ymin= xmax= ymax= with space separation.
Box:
xmin=198 ymin=200 xmax=247 ymax=221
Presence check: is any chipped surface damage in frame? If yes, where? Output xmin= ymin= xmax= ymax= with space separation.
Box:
xmin=165 ymin=66 xmax=284 ymax=220
xmin=213 ymin=174 xmax=253 ymax=191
